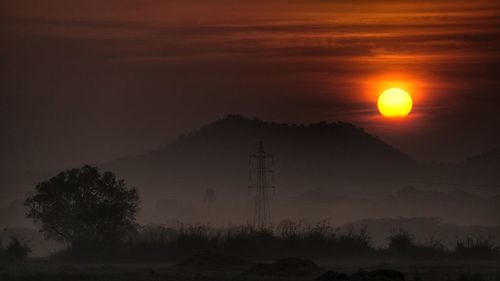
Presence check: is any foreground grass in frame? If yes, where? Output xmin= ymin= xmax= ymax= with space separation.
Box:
xmin=1 ymin=259 xmax=500 ymax=281
xmin=47 ymin=223 xmax=498 ymax=262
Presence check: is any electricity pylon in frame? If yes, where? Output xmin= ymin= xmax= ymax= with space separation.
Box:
xmin=249 ymin=141 xmax=275 ymax=229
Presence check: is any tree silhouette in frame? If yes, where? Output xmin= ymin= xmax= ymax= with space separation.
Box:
xmin=203 ymin=188 xmax=216 ymax=223
xmin=388 ymin=228 xmax=414 ymax=255
xmin=25 ymin=165 xmax=140 ymax=248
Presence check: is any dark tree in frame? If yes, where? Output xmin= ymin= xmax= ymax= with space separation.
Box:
xmin=25 ymin=165 xmax=140 ymax=248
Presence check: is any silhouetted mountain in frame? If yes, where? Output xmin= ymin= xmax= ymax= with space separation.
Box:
xmin=94 ymin=114 xmax=423 ymax=223
xmin=104 ymin=115 xmax=416 ymax=200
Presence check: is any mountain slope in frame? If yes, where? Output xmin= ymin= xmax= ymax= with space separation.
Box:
xmin=104 ymin=114 xmax=417 ymax=203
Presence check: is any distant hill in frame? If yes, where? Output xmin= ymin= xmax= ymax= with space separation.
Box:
xmin=103 ymin=115 xmax=417 ymax=201
xmin=459 ymin=148 xmax=500 ymax=186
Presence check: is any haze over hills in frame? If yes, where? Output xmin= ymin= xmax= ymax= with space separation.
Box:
xmin=99 ymin=115 xmax=499 ymax=225
xmin=1 ymin=115 xmax=499 ymax=227
xmin=459 ymin=148 xmax=500 ymax=186
xmin=104 ymin=114 xmax=416 ymax=200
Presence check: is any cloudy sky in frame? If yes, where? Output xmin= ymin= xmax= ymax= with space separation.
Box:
xmin=1 ymin=0 xmax=499 ymax=172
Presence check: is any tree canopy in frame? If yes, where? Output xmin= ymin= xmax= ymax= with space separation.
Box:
xmin=25 ymin=165 xmax=140 ymax=247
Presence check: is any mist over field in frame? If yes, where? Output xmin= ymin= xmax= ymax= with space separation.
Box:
xmin=1 ymin=116 xmax=499 ymax=258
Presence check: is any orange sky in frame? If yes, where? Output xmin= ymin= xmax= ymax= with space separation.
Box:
xmin=1 ymin=0 xmax=500 ymax=171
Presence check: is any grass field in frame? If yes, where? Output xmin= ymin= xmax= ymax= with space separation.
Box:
xmin=1 ymin=259 xmax=500 ymax=281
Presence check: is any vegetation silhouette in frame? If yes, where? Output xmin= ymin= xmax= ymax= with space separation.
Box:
xmin=203 ymin=188 xmax=216 ymax=223
xmin=385 ymin=228 xmax=447 ymax=259
xmin=46 ymin=222 xmax=499 ymax=262
xmin=24 ymin=165 xmax=140 ymax=253
xmin=455 ymin=238 xmax=499 ymax=259
xmin=0 ymin=236 xmax=30 ymax=265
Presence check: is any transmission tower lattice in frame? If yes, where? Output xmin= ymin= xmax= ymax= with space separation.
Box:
xmin=249 ymin=141 xmax=275 ymax=229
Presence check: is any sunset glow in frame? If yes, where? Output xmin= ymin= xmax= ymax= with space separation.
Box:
xmin=2 ymin=0 xmax=499 ymax=163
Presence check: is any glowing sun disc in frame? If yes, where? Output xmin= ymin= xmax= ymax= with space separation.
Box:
xmin=377 ymin=88 xmax=413 ymax=118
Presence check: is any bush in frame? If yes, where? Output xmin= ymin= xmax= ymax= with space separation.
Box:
xmin=0 ymin=236 xmax=31 ymax=264
xmin=455 ymin=238 xmax=498 ymax=259
xmin=387 ymin=228 xmax=415 ymax=255
xmin=386 ymin=228 xmax=447 ymax=258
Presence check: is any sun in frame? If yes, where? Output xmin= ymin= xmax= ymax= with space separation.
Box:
xmin=377 ymin=88 xmax=413 ymax=118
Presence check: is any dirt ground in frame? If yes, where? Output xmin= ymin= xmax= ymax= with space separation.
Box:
xmin=1 ymin=259 xmax=499 ymax=281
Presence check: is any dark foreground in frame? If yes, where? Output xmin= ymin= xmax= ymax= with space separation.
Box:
xmin=1 ymin=259 xmax=500 ymax=281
